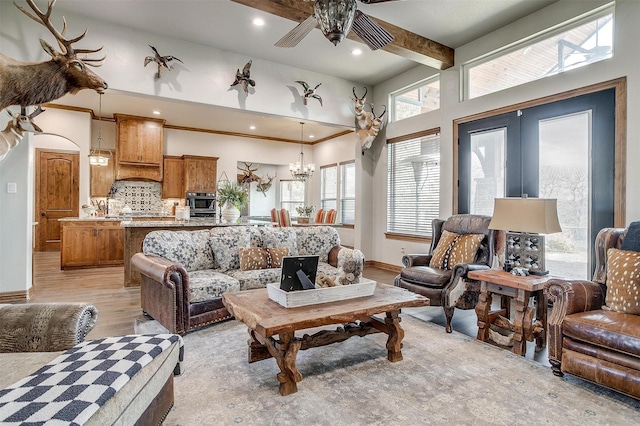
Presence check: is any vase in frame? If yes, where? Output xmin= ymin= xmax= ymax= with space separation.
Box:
xmin=221 ymin=204 xmax=240 ymax=223
xmin=297 ymin=217 xmax=309 ymax=224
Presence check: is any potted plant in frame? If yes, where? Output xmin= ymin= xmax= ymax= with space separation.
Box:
xmin=217 ymin=181 xmax=249 ymax=222
xmin=295 ymin=205 xmax=316 ymax=224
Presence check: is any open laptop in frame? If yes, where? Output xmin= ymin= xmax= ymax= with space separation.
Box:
xmin=280 ymin=255 xmax=319 ymax=292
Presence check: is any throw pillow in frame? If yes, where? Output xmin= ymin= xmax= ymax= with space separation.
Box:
xmin=621 ymin=221 xmax=640 ymax=252
xmin=260 ymin=228 xmax=298 ymax=256
xmin=239 ymin=247 xmax=290 ymax=271
xmin=604 ymin=248 xmax=640 ymax=314
xmin=430 ymin=230 xmax=484 ymax=270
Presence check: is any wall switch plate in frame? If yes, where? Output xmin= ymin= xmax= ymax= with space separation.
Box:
xmin=7 ymin=182 xmax=17 ymax=194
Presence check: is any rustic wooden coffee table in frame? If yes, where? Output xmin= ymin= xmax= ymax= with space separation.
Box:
xmin=222 ymin=283 xmax=429 ymax=395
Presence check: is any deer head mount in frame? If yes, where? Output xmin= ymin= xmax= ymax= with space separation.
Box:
xmin=237 ymin=162 xmax=260 ymax=186
xmin=352 ymin=87 xmax=386 ymax=154
xmin=0 ymin=105 xmax=44 ymax=161
xmin=0 ymin=0 xmax=108 ymax=111
xmin=256 ymin=172 xmax=275 ymax=197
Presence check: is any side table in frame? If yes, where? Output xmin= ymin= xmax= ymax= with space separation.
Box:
xmin=468 ymin=269 xmax=554 ymax=356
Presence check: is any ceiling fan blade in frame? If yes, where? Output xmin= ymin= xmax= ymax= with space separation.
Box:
xmin=351 ymin=10 xmax=394 ymax=50
xmin=275 ymin=14 xmax=318 ymax=48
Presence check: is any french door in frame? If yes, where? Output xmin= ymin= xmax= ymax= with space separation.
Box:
xmin=458 ymin=89 xmax=615 ymax=278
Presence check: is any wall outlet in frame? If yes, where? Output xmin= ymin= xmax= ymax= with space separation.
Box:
xmin=7 ymin=182 xmax=17 ymax=194
xmin=401 ymin=247 xmax=405 ymax=255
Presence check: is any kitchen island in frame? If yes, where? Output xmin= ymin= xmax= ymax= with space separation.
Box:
xmin=122 ymin=218 xmax=273 ymax=287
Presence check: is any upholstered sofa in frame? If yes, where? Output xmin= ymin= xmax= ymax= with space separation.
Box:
xmin=131 ymin=225 xmax=364 ymax=335
xmin=0 ymin=303 xmax=183 ymax=425
xmin=544 ymin=226 xmax=640 ymax=399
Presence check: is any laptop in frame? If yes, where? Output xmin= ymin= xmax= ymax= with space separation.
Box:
xmin=280 ymin=255 xmax=319 ymax=292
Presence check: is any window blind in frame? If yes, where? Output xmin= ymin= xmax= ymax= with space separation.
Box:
xmin=340 ymin=161 xmax=355 ymax=224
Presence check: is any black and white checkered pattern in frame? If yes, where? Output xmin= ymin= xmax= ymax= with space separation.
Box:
xmin=0 ymin=334 xmax=182 ymax=425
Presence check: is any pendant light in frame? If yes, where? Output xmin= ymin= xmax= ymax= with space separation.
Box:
xmin=88 ymin=93 xmax=111 ymax=166
xmin=289 ymin=122 xmax=315 ymax=182
xmin=314 ymin=0 xmax=358 ymax=46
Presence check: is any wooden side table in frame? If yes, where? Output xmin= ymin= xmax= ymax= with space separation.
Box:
xmin=468 ymin=269 xmax=554 ymax=356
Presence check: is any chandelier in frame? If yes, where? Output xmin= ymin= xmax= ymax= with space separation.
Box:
xmin=88 ymin=93 xmax=111 ymax=166
xmin=289 ymin=122 xmax=315 ymax=182
xmin=314 ymin=0 xmax=357 ymax=46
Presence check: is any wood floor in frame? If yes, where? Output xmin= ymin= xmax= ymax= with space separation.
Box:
xmin=31 ymin=251 xmax=549 ymax=365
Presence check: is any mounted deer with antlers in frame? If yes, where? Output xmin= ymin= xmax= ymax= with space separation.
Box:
xmin=256 ymin=172 xmax=275 ymax=197
xmin=237 ymin=162 xmax=260 ymax=186
xmin=0 ymin=0 xmax=108 ymax=111
xmin=352 ymin=86 xmax=371 ymax=130
xmin=0 ymin=105 xmax=44 ymax=161
xmin=356 ymin=104 xmax=386 ymax=154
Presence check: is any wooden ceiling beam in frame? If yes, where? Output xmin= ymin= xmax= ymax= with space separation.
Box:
xmin=231 ymin=0 xmax=454 ymax=70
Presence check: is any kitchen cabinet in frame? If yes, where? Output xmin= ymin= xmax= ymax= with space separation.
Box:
xmin=183 ymin=155 xmax=218 ymax=192
xmin=114 ymin=114 xmax=165 ymax=181
xmin=162 ymin=156 xmax=185 ymax=198
xmin=90 ymin=160 xmax=115 ymax=197
xmin=60 ymin=220 xmax=124 ymax=269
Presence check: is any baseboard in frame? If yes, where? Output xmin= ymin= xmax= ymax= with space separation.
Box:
xmin=0 ymin=287 xmax=33 ymax=303
xmin=365 ymin=260 xmax=402 ymax=273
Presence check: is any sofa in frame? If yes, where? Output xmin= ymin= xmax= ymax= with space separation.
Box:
xmin=544 ymin=226 xmax=640 ymax=399
xmin=131 ymin=225 xmax=364 ymax=335
xmin=0 ymin=303 xmax=183 ymax=425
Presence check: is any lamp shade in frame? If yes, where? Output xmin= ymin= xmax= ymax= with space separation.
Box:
xmin=489 ymin=197 xmax=562 ymax=234
xmin=314 ymin=0 xmax=357 ymax=46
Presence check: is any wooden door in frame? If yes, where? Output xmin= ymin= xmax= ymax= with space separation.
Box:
xmin=36 ymin=150 xmax=79 ymax=252
xmin=139 ymin=122 xmax=163 ymax=164
xmin=96 ymin=226 xmax=124 ymax=266
xmin=90 ymin=160 xmax=115 ymax=197
xmin=60 ymin=224 xmax=96 ymax=268
xmin=199 ymin=158 xmax=217 ymax=192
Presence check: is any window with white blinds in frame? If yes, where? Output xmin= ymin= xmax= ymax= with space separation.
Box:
xmin=387 ymin=129 xmax=440 ymax=237
xmin=280 ymin=180 xmax=305 ymax=216
xmin=340 ymin=161 xmax=355 ymax=225
xmin=320 ymin=165 xmax=337 ymax=211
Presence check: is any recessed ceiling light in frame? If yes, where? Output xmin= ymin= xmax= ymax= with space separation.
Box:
xmin=309 ymin=134 xmax=315 ymax=139
xmin=249 ymin=125 xmax=256 ymax=130
xmin=351 ymin=48 xmax=362 ymax=56
xmin=253 ymin=18 xmax=264 ymax=26
xmin=152 ymin=110 xmax=161 ymax=115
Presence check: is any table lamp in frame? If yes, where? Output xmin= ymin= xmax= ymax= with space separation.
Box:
xmin=488 ymin=196 xmax=562 ymax=275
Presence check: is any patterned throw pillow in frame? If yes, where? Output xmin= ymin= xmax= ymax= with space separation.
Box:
xmin=604 ymin=248 xmax=640 ymax=314
xmin=429 ymin=230 xmax=484 ymax=270
xmin=239 ymin=247 xmax=289 ymax=271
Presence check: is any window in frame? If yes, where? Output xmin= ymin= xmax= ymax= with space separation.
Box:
xmin=280 ymin=180 xmax=305 ymax=216
xmin=391 ymin=76 xmax=440 ymax=122
xmin=464 ymin=6 xmax=613 ymax=100
xmin=320 ymin=165 xmax=337 ymax=211
xmin=340 ymin=161 xmax=355 ymax=225
xmin=387 ymin=129 xmax=440 ymax=237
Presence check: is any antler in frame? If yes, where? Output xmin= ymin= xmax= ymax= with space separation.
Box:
xmin=15 ymin=0 xmax=105 ymax=63
xmin=352 ymin=86 xmax=367 ymax=101
xmin=371 ymin=104 xmax=387 ymax=119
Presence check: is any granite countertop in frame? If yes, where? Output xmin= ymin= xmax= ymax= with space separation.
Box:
xmin=60 ymin=215 xmax=176 ymax=222
xmin=120 ymin=218 xmax=273 ymax=228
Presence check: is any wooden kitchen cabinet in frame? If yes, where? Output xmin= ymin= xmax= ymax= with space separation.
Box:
xmin=114 ymin=114 xmax=165 ymax=181
xmin=90 ymin=160 xmax=115 ymax=197
xmin=183 ymin=155 xmax=218 ymax=192
xmin=162 ymin=156 xmax=185 ymax=198
xmin=61 ymin=220 xmax=124 ymax=269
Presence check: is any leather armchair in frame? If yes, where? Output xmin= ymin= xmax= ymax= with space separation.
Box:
xmin=544 ymin=227 xmax=640 ymax=399
xmin=395 ymin=214 xmax=504 ymax=333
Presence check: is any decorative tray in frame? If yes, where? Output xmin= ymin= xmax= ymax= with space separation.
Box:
xmin=267 ymin=278 xmax=376 ymax=308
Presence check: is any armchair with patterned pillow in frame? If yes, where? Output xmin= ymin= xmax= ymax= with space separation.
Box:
xmin=544 ymin=224 xmax=640 ymax=399
xmin=394 ymin=214 xmax=505 ymax=333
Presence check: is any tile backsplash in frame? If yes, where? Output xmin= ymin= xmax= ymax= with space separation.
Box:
xmin=90 ymin=180 xmax=184 ymax=216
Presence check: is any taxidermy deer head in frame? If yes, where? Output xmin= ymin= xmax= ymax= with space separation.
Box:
xmin=0 ymin=0 xmax=108 ymax=111
xmin=238 ymin=162 xmax=260 ymax=185
xmin=352 ymin=86 xmax=370 ymax=130
xmin=256 ymin=172 xmax=275 ymax=197
xmin=0 ymin=105 xmax=44 ymax=161
xmin=356 ymin=104 xmax=386 ymax=154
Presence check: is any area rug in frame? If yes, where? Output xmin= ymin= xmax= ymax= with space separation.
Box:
xmin=159 ymin=315 xmax=639 ymax=425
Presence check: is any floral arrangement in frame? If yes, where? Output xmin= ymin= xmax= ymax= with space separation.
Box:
xmin=295 ymin=205 xmax=316 ymax=218
xmin=217 ymin=181 xmax=249 ymax=210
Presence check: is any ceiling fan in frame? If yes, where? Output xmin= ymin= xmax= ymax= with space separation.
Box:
xmin=275 ymin=0 xmax=398 ymax=51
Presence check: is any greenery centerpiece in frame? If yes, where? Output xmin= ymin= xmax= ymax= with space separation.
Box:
xmin=295 ymin=205 xmax=316 ymax=223
xmin=218 ymin=181 xmax=249 ymax=222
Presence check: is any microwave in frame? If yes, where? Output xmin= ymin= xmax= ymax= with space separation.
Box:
xmin=186 ymin=192 xmax=216 ymax=216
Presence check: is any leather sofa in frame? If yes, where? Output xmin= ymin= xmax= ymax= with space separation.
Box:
xmin=0 ymin=303 xmax=183 ymax=424
xmin=131 ymin=225 xmax=364 ymax=335
xmin=544 ymin=227 xmax=640 ymax=399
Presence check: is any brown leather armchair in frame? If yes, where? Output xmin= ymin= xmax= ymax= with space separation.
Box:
xmin=544 ymin=227 xmax=640 ymax=399
xmin=395 ymin=214 xmax=504 ymax=333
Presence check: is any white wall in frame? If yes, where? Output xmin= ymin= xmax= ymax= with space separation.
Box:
xmin=367 ymin=0 xmax=639 ymax=267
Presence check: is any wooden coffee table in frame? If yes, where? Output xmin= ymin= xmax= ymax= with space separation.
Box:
xmin=222 ymin=283 xmax=429 ymax=395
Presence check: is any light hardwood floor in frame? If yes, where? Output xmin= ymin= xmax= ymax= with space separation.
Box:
xmin=31 ymin=251 xmax=549 ymax=365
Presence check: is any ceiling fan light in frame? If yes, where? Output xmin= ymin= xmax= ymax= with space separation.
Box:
xmin=314 ymin=0 xmax=357 ymax=46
